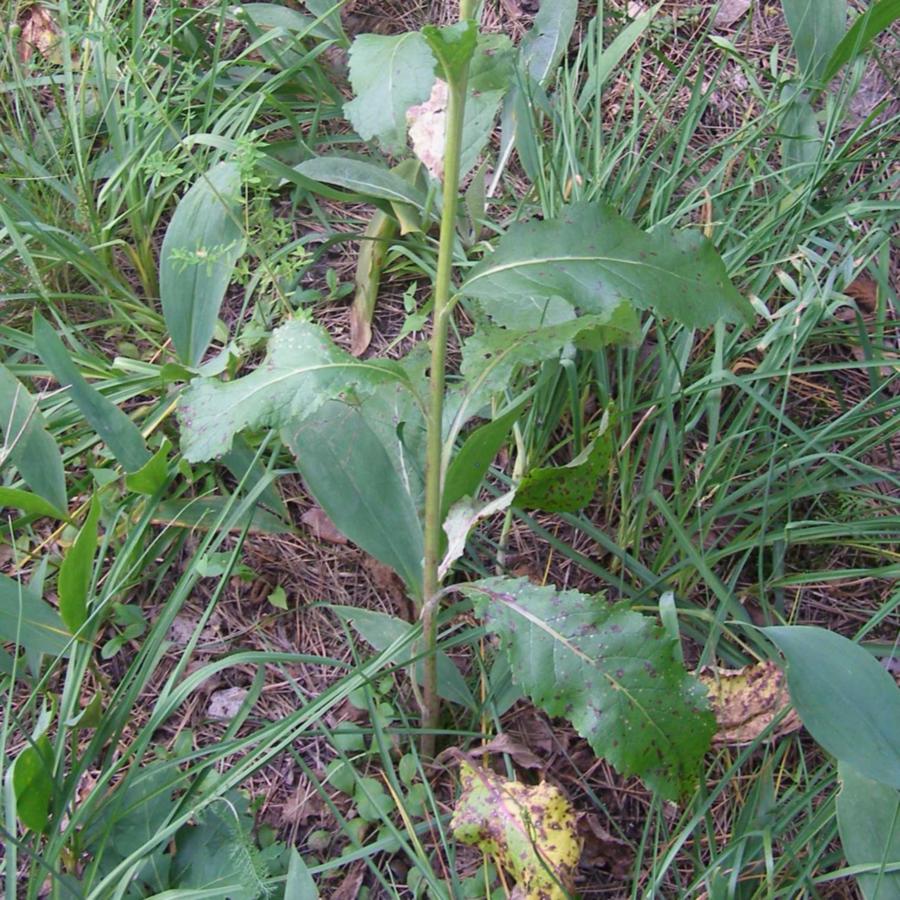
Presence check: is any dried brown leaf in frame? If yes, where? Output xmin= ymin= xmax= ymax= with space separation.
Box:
xmin=301 ymin=506 xmax=348 ymax=545
xmin=17 ymin=5 xmax=62 ymax=64
xmin=699 ymin=661 xmax=802 ymax=746
xmin=714 ymin=0 xmax=752 ymax=29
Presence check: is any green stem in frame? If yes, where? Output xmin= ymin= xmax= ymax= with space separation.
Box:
xmin=420 ymin=38 xmax=472 ymax=757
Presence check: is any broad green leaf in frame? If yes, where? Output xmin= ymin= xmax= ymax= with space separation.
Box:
xmin=822 ymin=0 xmax=900 ymax=82
xmin=171 ymin=793 xmax=264 ymax=898
xmin=87 ymin=763 xmax=179 ymax=894
xmin=0 ymin=487 xmax=68 ymax=521
xmin=238 ymin=3 xmax=337 ymax=44
xmin=0 ymin=573 xmax=72 ymax=658
xmin=782 ymin=0 xmax=846 ymax=79
xmin=33 ymin=314 xmax=150 ymax=473
xmin=286 ymin=848 xmax=319 ymax=898
xmin=461 ymin=203 xmax=752 ymax=329
xmin=294 ymin=157 xmax=431 ymax=212
xmin=58 ymin=497 xmax=101 ymax=633
xmin=765 ymin=626 xmax=900 ymax=788
xmin=287 ymin=396 xmax=425 ymax=596
xmin=459 ymin=33 xmax=515 ymax=176
xmin=456 ymin=307 xmax=639 ymax=425
xmin=238 ymin=0 xmax=347 ymax=44
xmin=344 ymin=32 xmax=436 ymax=154
xmin=179 ymin=318 xmax=406 ymax=463
xmin=837 ymin=761 xmax=900 ymax=900
xmin=452 ymin=761 xmax=580 ymax=900
xmin=160 ymin=161 xmax=245 ymax=367
xmin=464 ymin=577 xmax=715 ymax=800
xmin=152 ymin=497 xmax=293 ymax=534
xmin=124 ymin=441 xmax=170 ymax=496
xmin=443 ymin=395 xmax=529 ymax=517
xmin=355 ymin=777 xmax=395 ymax=822
xmin=333 ymin=606 xmax=476 ymax=709
xmin=12 ymin=734 xmax=53 ymax=832
xmin=351 ymin=206 xmax=399 ymax=356
xmin=0 ymin=363 xmax=66 ymax=512
xmin=407 ymin=34 xmax=514 ymax=180
xmin=422 ymin=21 xmax=478 ymax=85
xmin=515 ymin=406 xmax=615 ymax=513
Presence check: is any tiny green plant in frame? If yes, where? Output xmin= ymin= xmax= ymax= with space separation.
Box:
xmin=177 ymin=0 xmax=753 ymax=796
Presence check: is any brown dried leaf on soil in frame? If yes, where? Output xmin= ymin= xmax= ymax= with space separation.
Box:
xmin=698 ymin=660 xmax=802 ymax=746
xmin=330 ymin=862 xmax=366 ymax=900
xmin=17 ymin=5 xmax=62 ymax=64
xmin=207 ymin=686 xmax=249 ymax=721
xmin=301 ymin=506 xmax=348 ymax=545
xmin=713 ymin=0 xmax=751 ymax=29
xmin=579 ymin=813 xmax=631 ymax=878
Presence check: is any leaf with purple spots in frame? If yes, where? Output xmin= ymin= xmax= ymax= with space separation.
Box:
xmin=464 ymin=577 xmax=715 ymax=801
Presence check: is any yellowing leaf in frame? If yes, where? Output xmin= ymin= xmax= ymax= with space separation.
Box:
xmin=698 ymin=661 xmax=802 ymax=746
xmin=451 ymin=761 xmax=581 ymax=900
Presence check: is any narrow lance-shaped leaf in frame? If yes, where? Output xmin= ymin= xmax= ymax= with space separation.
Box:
xmin=461 ymin=202 xmax=753 ymax=329
xmin=0 ymin=487 xmax=70 ymax=522
xmin=0 ymin=362 xmax=67 ymax=513
xmin=294 ymin=157 xmax=431 ymax=213
xmin=765 ymin=625 xmax=900 ymax=788
xmin=822 ymin=0 xmax=900 ymax=82
xmin=351 ymin=207 xmax=399 ymax=357
xmin=160 ymin=161 xmax=246 ymax=367
xmin=179 ymin=318 xmax=409 ymax=463
xmin=781 ymin=0 xmax=846 ymax=80
xmin=58 ymin=497 xmax=101 ymax=633
xmin=287 ymin=396 xmax=425 ymax=596
xmin=32 ymin=314 xmax=150 ymax=473
xmin=464 ymin=577 xmax=716 ymax=800
xmin=491 ymin=0 xmax=578 ymax=193
xmin=443 ymin=394 xmax=529 ymax=517
xmin=344 ymin=32 xmax=436 ymax=154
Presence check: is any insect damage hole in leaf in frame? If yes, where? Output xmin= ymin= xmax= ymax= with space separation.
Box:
xmin=463 ymin=577 xmax=716 ymax=800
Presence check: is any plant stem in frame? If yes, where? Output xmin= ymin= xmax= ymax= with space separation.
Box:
xmin=420 ymin=30 xmax=472 ymax=757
